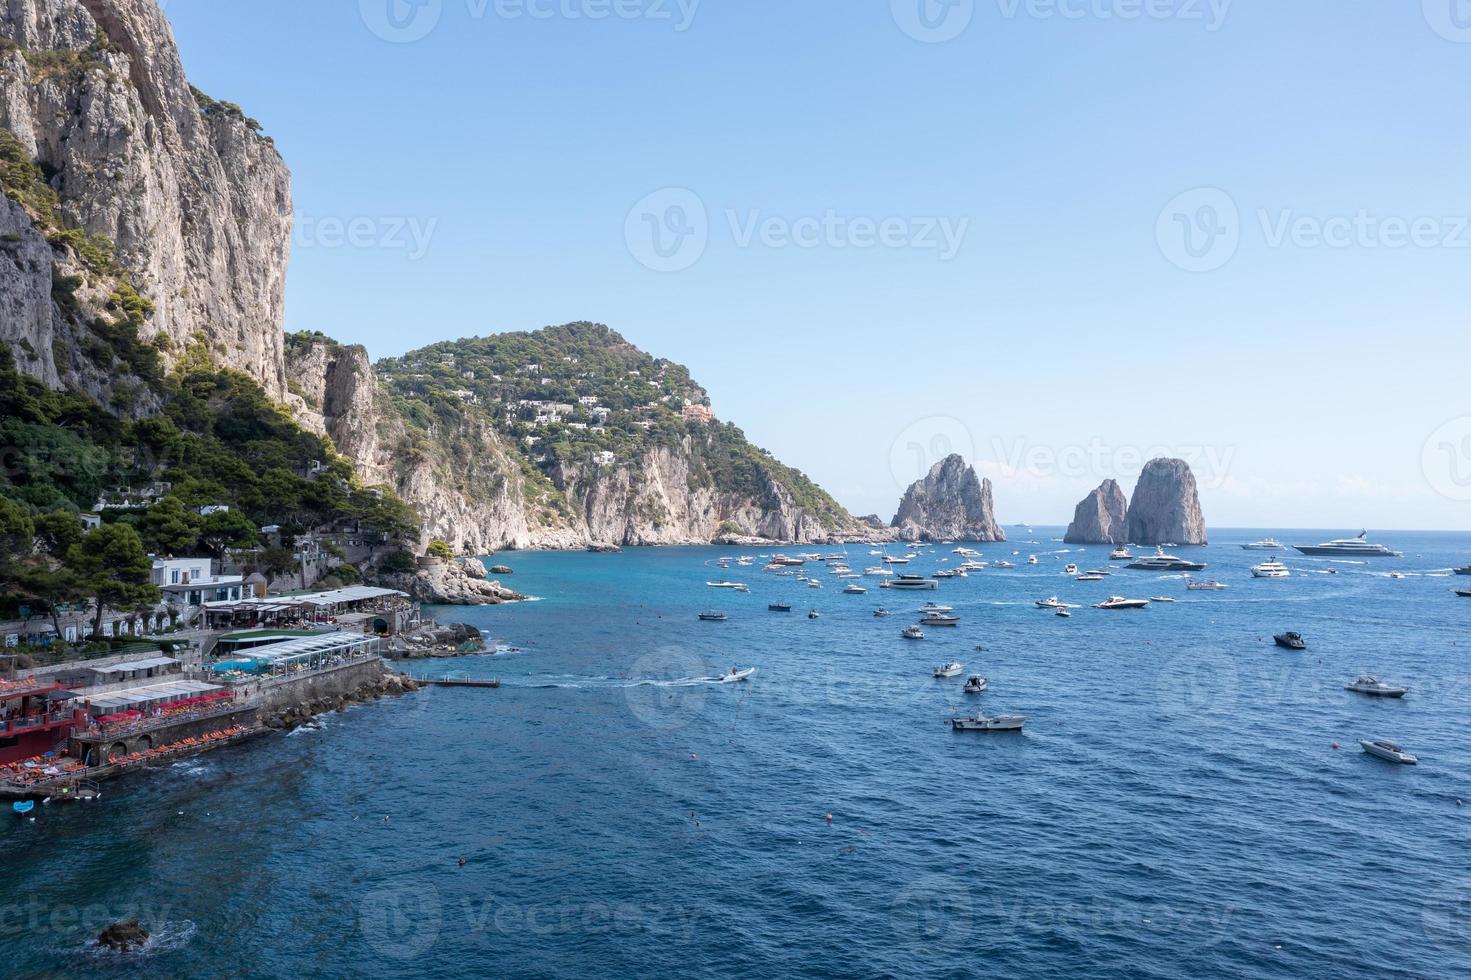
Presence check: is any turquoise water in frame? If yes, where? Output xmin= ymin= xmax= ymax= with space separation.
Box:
xmin=3 ymin=529 xmax=1471 ymax=978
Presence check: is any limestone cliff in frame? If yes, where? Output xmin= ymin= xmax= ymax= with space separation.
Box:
xmin=891 ymin=455 xmax=1004 ymax=543
xmin=1065 ymin=479 xmax=1129 ymax=545
xmin=1125 ymin=458 xmax=1207 ymax=546
xmin=0 ymin=0 xmax=292 ymax=403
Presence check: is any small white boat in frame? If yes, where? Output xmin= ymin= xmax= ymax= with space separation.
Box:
xmin=885 ymin=574 xmax=939 ymax=591
xmin=993 ymin=560 xmax=1016 ymax=569
xmin=963 ymin=676 xmax=988 ymax=694
xmin=1242 ymin=538 xmax=1286 ymax=551
xmin=1109 ymin=546 xmax=1134 ymax=561
xmin=902 ymin=625 xmax=925 ymax=639
xmin=1345 ymin=675 xmax=1409 ymax=698
xmin=808 ymin=609 xmax=820 ymax=619
xmin=1187 ymin=579 xmax=1229 ymax=591
xmin=1251 ymin=559 xmax=1291 ymax=579
xmin=719 ymin=667 xmax=756 ymax=683
xmin=1034 ymin=596 xmax=1075 ymax=610
xmin=705 ymin=581 xmax=748 ymax=590
xmin=843 ymin=584 xmax=867 ymax=594
xmin=919 ymin=603 xmax=954 ymax=614
xmin=1063 ymin=564 xmax=1079 ymax=575
xmin=1094 ymin=596 xmax=1150 ymax=610
xmin=1056 ymin=608 xmax=1071 ymax=618
xmin=934 ymin=662 xmax=965 ymax=678
xmin=864 ymin=566 xmax=894 ymax=577
xmin=874 ymin=608 xmax=891 ymax=618
xmin=698 ymin=611 xmax=728 ymax=622
xmin=1026 ymin=555 xmax=1038 ymax=565
xmin=1360 ymin=740 xmax=1417 ymax=764
xmin=1076 ymin=574 xmax=1106 ymax=582
xmin=920 ymin=613 xmax=960 ymax=627
xmin=1149 ymin=596 xmax=1177 ymax=604
xmin=951 ymin=713 xmax=1025 ymax=732
xmin=808 ymin=580 xmax=823 ymax=589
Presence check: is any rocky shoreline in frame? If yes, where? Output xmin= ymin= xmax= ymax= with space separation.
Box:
xmin=259 ymin=670 xmax=421 ymax=732
xmin=388 ymin=623 xmax=488 ymax=660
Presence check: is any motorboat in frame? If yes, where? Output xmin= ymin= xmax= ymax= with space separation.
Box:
xmin=1086 ymin=569 xmax=1113 ymax=577
xmin=993 ymin=560 xmax=1016 ymax=569
xmin=864 ymin=566 xmax=894 ymax=577
xmin=1094 ymin=596 xmax=1150 ymax=610
xmin=843 ymin=584 xmax=867 ymax=594
xmin=1455 ymin=566 xmax=1471 ymax=575
xmin=1125 ymin=547 xmax=1207 ymax=572
xmin=1076 ymin=574 xmax=1106 ymax=582
xmin=953 ymin=547 xmax=981 ymax=557
xmin=1109 ymin=546 xmax=1134 ymax=561
xmin=1251 ymin=559 xmax=1290 ymax=579
xmin=1293 ymin=531 xmax=1402 ymax=558
xmin=1458 ymin=589 xmax=1471 ymax=598
xmin=902 ymin=625 xmax=925 ymax=639
xmin=1360 ymin=740 xmax=1417 ymax=764
xmin=1034 ymin=597 xmax=1075 ymax=609
xmin=12 ymin=800 xmax=35 ymax=816
xmin=1056 ymin=608 xmax=1072 ymax=618
xmin=768 ymin=603 xmax=792 ymax=612
xmin=919 ymin=603 xmax=954 ymax=614
xmin=950 ymin=713 xmax=1025 ymax=732
xmin=697 ymin=611 xmax=728 ymax=622
xmin=920 ymin=613 xmax=960 ymax=627
xmin=1027 ymin=555 xmax=1039 ymax=565
xmin=963 ymin=676 xmax=988 ymax=694
xmin=1242 ymin=538 xmax=1286 ymax=551
xmin=1273 ymin=631 xmax=1306 ymax=650
xmin=769 ymin=555 xmax=806 ymax=567
xmin=719 ymin=667 xmax=756 ymax=683
xmin=808 ymin=609 xmax=820 ymax=619
xmin=934 ymin=662 xmax=965 ymax=678
xmin=1388 ymin=571 xmax=1407 ymax=580
xmin=807 ymin=580 xmax=823 ymax=589
xmin=1149 ymin=596 xmax=1177 ymax=604
xmin=873 ymin=608 xmax=892 ymax=618
xmin=882 ymin=556 xmax=912 ymax=565
xmin=884 ymin=574 xmax=939 ymax=591
xmin=706 ymin=581 xmax=748 ymax=590
xmin=1345 ymin=675 xmax=1408 ymax=698
xmin=1063 ymin=564 xmax=1079 ymax=575
xmin=933 ymin=569 xmax=967 ymax=579
xmin=1186 ymin=579 xmax=1228 ymax=591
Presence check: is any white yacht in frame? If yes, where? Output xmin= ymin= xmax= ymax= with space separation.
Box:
xmin=1251 ymin=558 xmax=1290 ymax=579
xmin=950 ymin=713 xmax=1025 ymax=732
xmin=1026 ymin=555 xmax=1039 ymax=565
xmin=719 ymin=667 xmax=757 ymax=683
xmin=843 ymin=583 xmax=867 ymax=594
xmin=934 ymin=662 xmax=965 ymax=678
xmin=1186 ymin=579 xmax=1229 ymax=591
xmin=1094 ymin=596 xmax=1150 ymax=610
xmin=993 ymin=560 xmax=1016 ymax=569
xmin=902 ymin=625 xmax=925 ymax=640
xmin=885 ymin=574 xmax=939 ymax=591
xmin=1149 ymin=596 xmax=1177 ymax=603
xmin=1360 ymin=740 xmax=1417 ymax=765
xmin=864 ymin=566 xmax=894 ymax=577
xmin=1345 ymin=675 xmax=1409 ymax=698
xmin=705 ymin=581 xmax=748 ymax=590
xmin=1076 ymin=573 xmax=1106 ymax=582
xmin=1125 ymin=547 xmax=1207 ymax=572
xmin=920 ymin=613 xmax=960 ymax=627
xmin=919 ymin=603 xmax=954 ymax=614
xmin=1063 ymin=563 xmax=1079 ymax=575
xmin=1242 ymin=538 xmax=1286 ymax=551
xmin=1109 ymin=546 xmax=1134 ymax=561
xmin=1293 ymin=531 xmax=1402 ymax=558
xmin=1034 ymin=597 xmax=1075 ymax=609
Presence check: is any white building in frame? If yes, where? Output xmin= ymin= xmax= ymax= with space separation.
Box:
xmin=151 ymin=558 xmax=244 ymax=607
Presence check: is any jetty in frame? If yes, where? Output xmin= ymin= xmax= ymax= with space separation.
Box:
xmin=410 ymin=674 xmax=501 ymax=689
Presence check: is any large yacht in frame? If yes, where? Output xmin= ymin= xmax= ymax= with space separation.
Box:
xmin=1292 ymin=531 xmax=1402 ymax=558
xmin=884 ymin=574 xmax=939 ymax=591
xmin=1251 ymin=558 xmax=1291 ymax=579
xmin=1125 ymin=547 xmax=1207 ymax=572
xmin=1109 ymin=546 xmax=1134 ymax=561
xmin=1242 ymin=538 xmax=1286 ymax=551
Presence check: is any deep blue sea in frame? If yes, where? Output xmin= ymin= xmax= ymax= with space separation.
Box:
xmin=4 ymin=529 xmax=1471 ymax=979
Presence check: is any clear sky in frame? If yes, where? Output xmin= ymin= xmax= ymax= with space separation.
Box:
xmin=163 ymin=0 xmax=1471 ymax=530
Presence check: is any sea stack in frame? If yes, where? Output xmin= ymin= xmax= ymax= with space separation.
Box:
xmin=891 ymin=455 xmax=1005 ymax=542
xmin=1125 ymin=458 xmax=1207 ymax=546
xmin=1064 ymin=479 xmax=1129 ymax=545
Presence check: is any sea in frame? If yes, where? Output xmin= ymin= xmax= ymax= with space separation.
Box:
xmin=3 ymin=529 xmax=1470 ymax=979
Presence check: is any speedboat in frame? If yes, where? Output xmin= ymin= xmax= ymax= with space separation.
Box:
xmin=843 ymin=584 xmax=867 ymax=594
xmin=1125 ymin=547 xmax=1207 ymax=572
xmin=1056 ymin=608 xmax=1072 ymax=618
xmin=1086 ymin=569 xmax=1113 ymax=577
xmin=1027 ymin=555 xmax=1038 ymax=565
xmin=874 ymin=608 xmax=892 ymax=618
xmin=697 ymin=611 xmax=728 ymax=622
xmin=1273 ymin=631 xmax=1306 ymax=650
xmin=1242 ymin=538 xmax=1286 ymax=551
xmin=1109 ymin=546 xmax=1134 ymax=561
xmin=1293 ymin=531 xmax=1402 ymax=558
xmin=885 ymin=574 xmax=939 ymax=591
xmin=1252 ymin=559 xmax=1290 ymax=579
xmin=903 ymin=625 xmax=925 ymax=640
xmin=1458 ymin=589 xmax=1471 ymax=598
xmin=963 ymin=676 xmax=988 ymax=694
xmin=1345 ymin=675 xmax=1408 ymax=698
xmin=1076 ymin=574 xmax=1106 ymax=582
xmin=1034 ymin=597 xmax=1075 ymax=609
xmin=934 ymin=662 xmax=965 ymax=678
xmin=864 ymin=566 xmax=894 ymax=577
xmin=768 ymin=603 xmax=792 ymax=612
xmin=808 ymin=579 xmax=823 ymax=589
xmin=920 ymin=613 xmax=960 ymax=627
xmin=1388 ymin=571 xmax=1407 ymax=580
xmin=706 ymin=581 xmax=748 ymax=590
xmin=882 ymin=556 xmax=912 ymax=565
xmin=993 ymin=560 xmax=1015 ymax=569
xmin=1187 ymin=579 xmax=1228 ymax=591
xmin=951 ymin=713 xmax=1025 ymax=732
xmin=1063 ymin=563 xmax=1079 ymax=575
xmin=933 ymin=569 xmax=967 ymax=579
xmin=1455 ymin=565 xmax=1471 ymax=575
xmin=808 ymin=609 xmax=820 ymax=619
xmin=1094 ymin=596 xmax=1150 ymax=610
xmin=919 ymin=603 xmax=954 ymax=614
xmin=1149 ymin=596 xmax=1177 ymax=604
xmin=719 ymin=667 xmax=756 ymax=683
xmin=1360 ymin=740 xmax=1417 ymax=764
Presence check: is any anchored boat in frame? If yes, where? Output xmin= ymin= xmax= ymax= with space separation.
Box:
xmin=950 ymin=713 xmax=1025 ymax=732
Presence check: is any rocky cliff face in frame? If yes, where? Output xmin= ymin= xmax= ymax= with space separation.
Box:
xmin=891 ymin=455 xmax=1004 ymax=542
xmin=0 ymin=0 xmax=292 ymax=401
xmin=1125 ymin=458 xmax=1207 ymax=546
xmin=1065 ymin=479 xmax=1129 ymax=545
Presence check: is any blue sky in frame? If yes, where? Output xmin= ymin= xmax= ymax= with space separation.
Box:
xmin=164 ymin=1 xmax=1471 ymax=529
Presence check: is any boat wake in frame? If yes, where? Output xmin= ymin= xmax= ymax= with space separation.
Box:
xmin=510 ymin=674 xmax=739 ymax=691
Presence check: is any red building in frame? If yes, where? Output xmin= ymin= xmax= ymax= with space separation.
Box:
xmin=0 ymin=682 xmax=82 ymax=766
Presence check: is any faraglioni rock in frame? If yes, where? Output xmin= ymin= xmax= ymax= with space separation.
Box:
xmin=891 ymin=455 xmax=1005 ymax=542
xmin=1064 ymin=479 xmax=1130 ymax=545
xmin=1125 ymin=458 xmax=1207 ymax=546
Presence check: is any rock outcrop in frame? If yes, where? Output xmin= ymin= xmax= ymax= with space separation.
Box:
xmin=1065 ymin=479 xmax=1130 ymax=545
xmin=259 ymin=670 xmax=420 ymax=732
xmin=0 ymin=0 xmax=293 ymax=401
xmin=377 ymin=558 xmax=526 ymax=606
xmin=891 ymin=455 xmax=1004 ymax=542
xmin=97 ymin=919 xmax=149 ymax=952
xmin=1125 ymin=458 xmax=1207 ymax=546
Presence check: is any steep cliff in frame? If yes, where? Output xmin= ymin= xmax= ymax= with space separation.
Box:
xmin=1125 ymin=458 xmax=1207 ymax=546
xmin=1065 ymin=479 xmax=1129 ymax=545
xmin=0 ymin=0 xmax=292 ymax=403
xmin=891 ymin=455 xmax=1004 ymax=543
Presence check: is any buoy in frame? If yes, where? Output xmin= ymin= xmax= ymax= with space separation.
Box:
xmin=690 ymin=753 xmax=697 ymax=760
xmin=1331 ymin=742 xmax=1340 ymax=750
xmin=825 ymin=813 xmax=833 ymax=824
